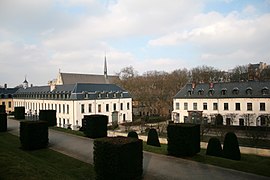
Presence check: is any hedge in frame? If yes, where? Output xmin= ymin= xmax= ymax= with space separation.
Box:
xmin=147 ymin=128 xmax=161 ymax=147
xmin=94 ymin=137 xmax=143 ymax=180
xmin=82 ymin=115 xmax=108 ymax=138
xmin=127 ymin=131 xmax=138 ymax=139
xmin=39 ymin=110 xmax=57 ymax=127
xmin=0 ymin=113 xmax=7 ymax=132
xmin=223 ymin=132 xmax=241 ymax=160
xmin=206 ymin=137 xmax=223 ymax=157
xmin=20 ymin=120 xmax=48 ymax=150
xmin=14 ymin=107 xmax=25 ymax=120
xmin=167 ymin=123 xmax=200 ymax=157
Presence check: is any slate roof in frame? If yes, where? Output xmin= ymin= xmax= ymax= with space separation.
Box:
xmin=60 ymin=72 xmax=118 ymax=84
xmin=174 ymin=81 xmax=270 ymax=99
xmin=0 ymin=88 xmax=19 ymax=98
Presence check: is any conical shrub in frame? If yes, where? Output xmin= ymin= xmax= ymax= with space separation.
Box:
xmin=206 ymin=137 xmax=222 ymax=157
xmin=128 ymin=131 xmax=138 ymax=139
xmin=223 ymin=132 xmax=241 ymax=160
xmin=147 ymin=128 xmax=161 ymax=147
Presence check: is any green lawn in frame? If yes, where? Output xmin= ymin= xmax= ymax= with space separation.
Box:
xmin=143 ymin=142 xmax=270 ymax=177
xmin=0 ymin=132 xmax=95 ymax=180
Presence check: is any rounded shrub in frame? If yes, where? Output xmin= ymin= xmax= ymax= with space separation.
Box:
xmin=206 ymin=137 xmax=222 ymax=157
xmin=223 ymin=132 xmax=241 ymax=160
xmin=147 ymin=128 xmax=161 ymax=147
xmin=127 ymin=131 xmax=138 ymax=139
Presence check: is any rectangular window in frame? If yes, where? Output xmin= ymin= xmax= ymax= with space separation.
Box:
xmin=184 ymin=102 xmax=188 ymax=110
xmin=63 ymin=104 xmax=65 ymax=114
xmin=55 ymin=104 xmax=57 ymax=111
xmin=247 ymin=103 xmax=252 ymax=111
xmin=67 ymin=105 xmax=69 ymax=114
xmin=59 ymin=104 xmax=61 ymax=113
xmin=89 ymin=104 xmax=92 ymax=113
xmin=113 ymin=103 xmax=116 ymax=111
xmin=213 ymin=103 xmax=218 ymax=110
xmin=98 ymin=104 xmax=101 ymax=113
xmin=193 ymin=103 xmax=197 ymax=110
xmin=120 ymin=103 xmax=123 ymax=110
xmin=106 ymin=104 xmax=109 ymax=112
xmin=81 ymin=104 xmax=85 ymax=113
xmin=8 ymin=101 xmax=11 ymax=108
xmin=175 ymin=102 xmax=180 ymax=110
xmin=203 ymin=103 xmax=207 ymax=110
xmin=127 ymin=102 xmax=130 ymax=110
xmin=235 ymin=103 xmax=240 ymax=111
xmin=260 ymin=103 xmax=266 ymax=111
xmin=224 ymin=103 xmax=229 ymax=111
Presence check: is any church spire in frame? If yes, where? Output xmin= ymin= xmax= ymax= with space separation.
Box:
xmin=104 ymin=54 xmax=108 ymax=79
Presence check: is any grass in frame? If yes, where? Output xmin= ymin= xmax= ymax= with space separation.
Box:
xmin=143 ymin=142 xmax=270 ymax=177
xmin=50 ymin=126 xmax=85 ymax=137
xmin=0 ymin=132 xmax=95 ymax=180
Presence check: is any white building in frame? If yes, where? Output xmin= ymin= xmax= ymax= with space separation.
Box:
xmin=14 ymin=83 xmax=132 ymax=130
xmin=172 ymin=81 xmax=270 ymax=126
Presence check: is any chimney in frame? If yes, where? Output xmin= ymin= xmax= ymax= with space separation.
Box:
xmin=192 ymin=82 xmax=196 ymax=89
xmin=4 ymin=84 xmax=7 ymax=89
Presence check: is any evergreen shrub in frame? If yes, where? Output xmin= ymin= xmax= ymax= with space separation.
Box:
xmin=20 ymin=120 xmax=48 ymax=150
xmin=167 ymin=123 xmax=200 ymax=157
xmin=147 ymin=128 xmax=161 ymax=147
xmin=94 ymin=137 xmax=143 ymax=180
xmin=206 ymin=137 xmax=223 ymax=157
xmin=0 ymin=113 xmax=7 ymax=132
xmin=0 ymin=105 xmax=6 ymax=113
xmin=223 ymin=132 xmax=241 ymax=160
xmin=82 ymin=115 xmax=108 ymax=138
xmin=127 ymin=131 xmax=138 ymax=139
xmin=39 ymin=110 xmax=57 ymax=127
xmin=14 ymin=107 xmax=25 ymax=120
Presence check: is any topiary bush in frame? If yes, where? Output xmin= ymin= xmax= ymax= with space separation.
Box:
xmin=147 ymin=128 xmax=161 ymax=147
xmin=94 ymin=137 xmax=143 ymax=180
xmin=127 ymin=131 xmax=138 ymax=139
xmin=82 ymin=115 xmax=108 ymax=138
xmin=206 ymin=137 xmax=223 ymax=157
xmin=0 ymin=113 xmax=7 ymax=132
xmin=167 ymin=123 xmax=200 ymax=157
xmin=223 ymin=132 xmax=241 ymax=160
xmin=39 ymin=110 xmax=57 ymax=127
xmin=20 ymin=120 xmax=48 ymax=150
xmin=0 ymin=105 xmax=6 ymax=113
xmin=14 ymin=107 xmax=25 ymax=120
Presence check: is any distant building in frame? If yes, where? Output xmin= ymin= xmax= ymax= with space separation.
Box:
xmin=172 ymin=81 xmax=270 ymax=126
xmin=248 ymin=62 xmax=269 ymax=81
xmin=14 ymin=83 xmax=132 ymax=130
xmin=0 ymin=84 xmax=19 ymax=113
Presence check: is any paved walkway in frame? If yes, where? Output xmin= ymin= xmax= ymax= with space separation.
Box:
xmin=7 ymin=119 xmax=269 ymax=180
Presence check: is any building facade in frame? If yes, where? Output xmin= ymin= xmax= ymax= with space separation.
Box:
xmin=0 ymin=84 xmax=19 ymax=113
xmin=172 ymin=81 xmax=270 ymax=126
xmin=14 ymin=83 xmax=132 ymax=130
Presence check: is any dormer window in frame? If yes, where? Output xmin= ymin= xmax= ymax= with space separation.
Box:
xmin=98 ymin=93 xmax=102 ymax=98
xmin=262 ymin=87 xmax=269 ymax=95
xmin=187 ymin=89 xmax=192 ymax=96
xmin=221 ymin=88 xmax=227 ymax=95
xmin=232 ymin=87 xmax=239 ymax=95
xmin=106 ymin=93 xmax=109 ymax=98
xmin=246 ymin=87 xmax=252 ymax=95
xmin=208 ymin=89 xmax=215 ymax=96
xmin=113 ymin=93 xmax=117 ymax=98
xmin=198 ymin=89 xmax=204 ymax=95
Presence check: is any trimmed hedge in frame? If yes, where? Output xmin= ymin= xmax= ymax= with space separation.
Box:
xmin=206 ymin=137 xmax=223 ymax=157
xmin=0 ymin=113 xmax=7 ymax=132
xmin=39 ymin=110 xmax=57 ymax=127
xmin=94 ymin=137 xmax=143 ymax=180
xmin=0 ymin=105 xmax=6 ymax=113
xmin=127 ymin=131 xmax=138 ymax=139
xmin=14 ymin=107 xmax=25 ymax=120
xmin=20 ymin=120 xmax=48 ymax=150
xmin=147 ymin=128 xmax=161 ymax=147
xmin=82 ymin=115 xmax=108 ymax=138
xmin=167 ymin=123 xmax=200 ymax=157
xmin=223 ymin=132 xmax=241 ymax=160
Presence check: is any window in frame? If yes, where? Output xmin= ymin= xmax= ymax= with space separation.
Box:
xmin=113 ymin=103 xmax=117 ymax=111
xmin=221 ymin=88 xmax=227 ymax=95
xmin=235 ymin=103 xmax=240 ymax=111
xmin=184 ymin=102 xmax=188 ymax=110
xmin=246 ymin=87 xmax=252 ymax=95
xmin=213 ymin=103 xmax=218 ymax=110
xmin=224 ymin=103 xmax=229 ymax=111
xmin=175 ymin=102 xmax=180 ymax=110
xmin=81 ymin=104 xmax=85 ymax=113
xmin=89 ymin=104 xmax=92 ymax=113
xmin=187 ymin=90 xmax=192 ymax=96
xmin=106 ymin=104 xmax=109 ymax=112
xmin=239 ymin=118 xmax=244 ymax=126
xmin=98 ymin=104 xmax=101 ymax=113
xmin=55 ymin=104 xmax=57 ymax=111
xmin=262 ymin=87 xmax=269 ymax=95
xmin=193 ymin=103 xmax=197 ymax=110
xmin=63 ymin=104 xmax=65 ymax=114
xmin=260 ymin=103 xmax=265 ymax=111
xmin=59 ymin=104 xmax=61 ymax=113
xmin=67 ymin=105 xmax=69 ymax=114
xmin=198 ymin=89 xmax=204 ymax=95
xmin=203 ymin=103 xmax=207 ymax=110
xmin=232 ymin=88 xmax=239 ymax=95
xmin=8 ymin=101 xmax=11 ymax=108
xmin=120 ymin=103 xmax=123 ymax=110
xmin=2 ymin=102 xmax=5 ymax=106
xmin=127 ymin=102 xmax=130 ymax=110
xmin=208 ymin=89 xmax=214 ymax=96
xmin=247 ymin=103 xmax=252 ymax=111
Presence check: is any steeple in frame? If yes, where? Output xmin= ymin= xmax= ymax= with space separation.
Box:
xmin=104 ymin=54 xmax=108 ymax=79
xmin=23 ymin=75 xmax=29 ymax=89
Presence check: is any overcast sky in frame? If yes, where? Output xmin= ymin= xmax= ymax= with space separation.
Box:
xmin=1 ymin=0 xmax=270 ymax=87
